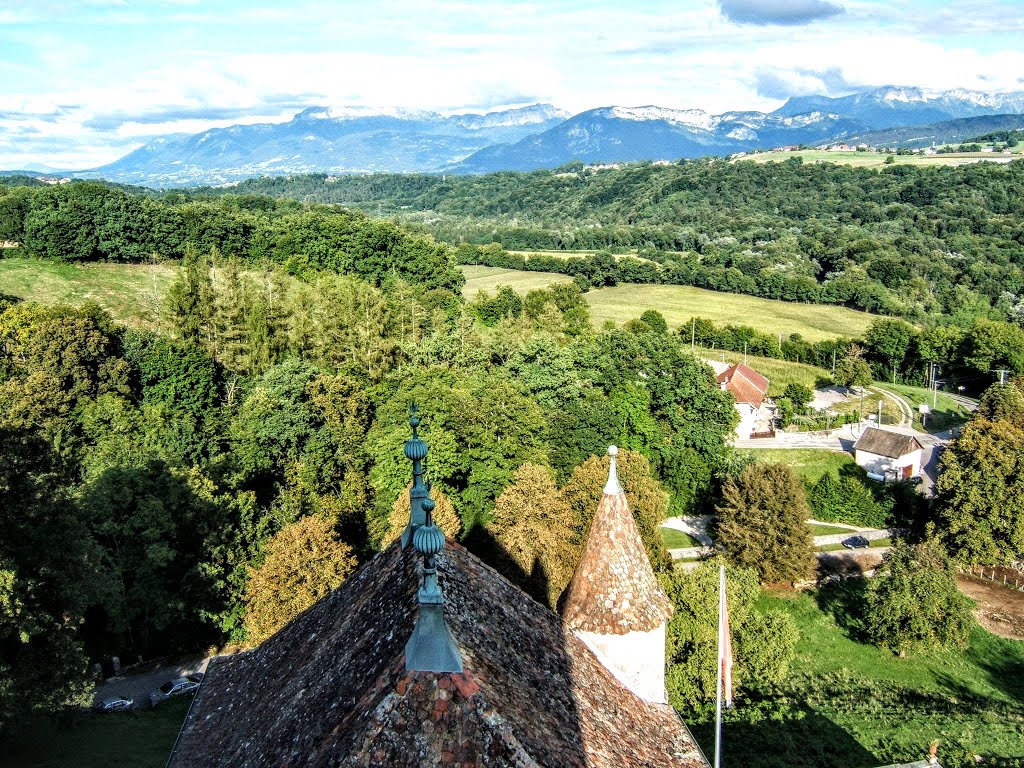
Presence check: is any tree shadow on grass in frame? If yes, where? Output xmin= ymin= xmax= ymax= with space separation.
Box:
xmin=815 ymin=579 xmax=871 ymax=642
xmin=690 ymin=706 xmax=878 ymax=768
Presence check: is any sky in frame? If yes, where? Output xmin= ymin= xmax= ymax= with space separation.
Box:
xmin=1 ymin=0 xmax=1023 ymax=170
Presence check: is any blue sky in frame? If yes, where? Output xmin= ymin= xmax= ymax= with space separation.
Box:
xmin=1 ymin=0 xmax=1023 ymax=169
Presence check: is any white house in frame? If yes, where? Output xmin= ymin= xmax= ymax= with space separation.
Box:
xmin=717 ymin=362 xmax=770 ymax=439
xmin=853 ymin=427 xmax=924 ymax=481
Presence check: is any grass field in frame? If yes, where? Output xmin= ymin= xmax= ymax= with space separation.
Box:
xmin=459 ymin=264 xmax=574 ymax=299
xmin=744 ymin=148 xmax=1023 ymax=169
xmin=699 ymin=348 xmax=833 ymax=395
xmin=744 ymin=448 xmax=859 ymax=484
xmin=0 ymin=256 xmax=177 ymax=328
xmin=508 ymin=249 xmax=658 ymax=264
xmin=689 ymin=588 xmax=1024 ymax=767
xmin=810 ymin=523 xmax=855 ymax=536
xmin=0 ymin=696 xmax=191 ymax=768
xmin=458 ymin=266 xmax=873 ymax=342
xmin=586 ymin=285 xmax=872 ymax=342
xmin=880 ymin=382 xmax=972 ymax=434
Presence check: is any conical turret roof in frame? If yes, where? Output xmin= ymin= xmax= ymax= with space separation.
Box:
xmin=562 ymin=447 xmax=673 ymax=634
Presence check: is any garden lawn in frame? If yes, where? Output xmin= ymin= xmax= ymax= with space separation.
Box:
xmin=744 ymin=448 xmax=859 ymax=484
xmin=810 ymin=523 xmax=855 ymax=536
xmin=0 ymin=257 xmax=177 ymax=328
xmin=661 ymin=528 xmax=702 ymax=549
xmin=690 ymin=588 xmax=1024 ymax=768
xmin=0 ymin=695 xmax=191 ymax=768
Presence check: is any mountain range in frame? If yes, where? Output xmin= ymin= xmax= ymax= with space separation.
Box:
xmin=70 ymin=86 xmax=1024 ymax=186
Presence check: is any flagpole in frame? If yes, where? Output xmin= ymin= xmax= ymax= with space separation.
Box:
xmin=714 ymin=564 xmax=724 ymax=768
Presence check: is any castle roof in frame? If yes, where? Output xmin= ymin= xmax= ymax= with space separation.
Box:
xmin=169 ymin=540 xmax=705 ymax=767
xmin=561 ymin=451 xmax=674 ymax=635
xmin=716 ymin=363 xmax=769 ymax=409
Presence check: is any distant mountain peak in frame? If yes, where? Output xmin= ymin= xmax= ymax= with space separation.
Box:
xmin=602 ymin=105 xmax=717 ymax=131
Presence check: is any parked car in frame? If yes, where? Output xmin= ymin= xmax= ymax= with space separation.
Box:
xmin=150 ymin=677 xmax=200 ymax=706
xmin=186 ymin=672 xmax=205 ymax=684
xmin=842 ymin=535 xmax=870 ymax=549
xmin=96 ymin=695 xmax=134 ymax=712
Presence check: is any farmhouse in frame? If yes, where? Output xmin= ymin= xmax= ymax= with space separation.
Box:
xmin=167 ymin=420 xmax=706 ymax=767
xmin=717 ymin=362 xmax=771 ymax=439
xmin=853 ymin=426 xmax=924 ymax=481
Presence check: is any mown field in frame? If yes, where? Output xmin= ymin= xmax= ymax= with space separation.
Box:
xmin=689 ymin=588 xmax=1024 ymax=768
xmin=744 ymin=149 xmax=1023 ymax=168
xmin=0 ymin=256 xmax=176 ymax=328
xmin=460 ymin=265 xmax=873 ymax=342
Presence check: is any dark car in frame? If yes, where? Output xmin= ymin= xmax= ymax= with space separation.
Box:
xmin=842 ymin=535 xmax=870 ymax=549
xmin=95 ymin=695 xmax=134 ymax=712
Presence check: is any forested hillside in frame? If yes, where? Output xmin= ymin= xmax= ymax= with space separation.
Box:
xmin=191 ymin=159 xmax=1024 ymax=322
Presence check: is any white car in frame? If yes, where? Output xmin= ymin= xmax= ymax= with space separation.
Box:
xmin=96 ymin=695 xmax=134 ymax=712
xmin=150 ymin=677 xmax=200 ymax=705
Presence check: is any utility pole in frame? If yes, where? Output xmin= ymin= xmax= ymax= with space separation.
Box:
xmin=743 ymin=342 xmax=747 ymax=366
xmin=877 ymin=399 xmax=883 ymax=425
xmin=892 ymin=362 xmax=896 ymax=385
xmin=832 ymin=349 xmax=837 ymax=376
xmin=691 ymin=319 xmax=695 ymax=353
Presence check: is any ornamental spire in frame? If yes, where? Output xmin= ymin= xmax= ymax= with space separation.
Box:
xmin=401 ymin=403 xmax=429 ymax=548
xmin=403 ymin=418 xmax=463 ymax=673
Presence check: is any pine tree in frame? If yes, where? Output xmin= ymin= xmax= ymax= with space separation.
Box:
xmin=715 ymin=463 xmax=817 ymax=583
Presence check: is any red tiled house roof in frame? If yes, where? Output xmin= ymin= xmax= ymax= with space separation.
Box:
xmin=169 ymin=541 xmax=706 ymax=767
xmin=716 ymin=363 xmax=769 ymax=409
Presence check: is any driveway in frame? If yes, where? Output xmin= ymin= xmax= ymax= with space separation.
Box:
xmin=92 ymin=655 xmax=211 ymax=709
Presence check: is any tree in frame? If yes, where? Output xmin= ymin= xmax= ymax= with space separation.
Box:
xmin=976 ymin=380 xmax=1024 ymax=428
xmin=935 ymin=417 xmax=1024 ymax=563
xmin=834 ymin=346 xmax=874 ymax=389
xmin=661 ymin=560 xmax=798 ymax=714
xmin=484 ymin=463 xmax=576 ymax=609
xmin=782 ymin=382 xmax=813 ymax=411
xmin=379 ymin=482 xmax=461 ymax=547
xmin=242 ymin=515 xmax=357 ymax=646
xmin=715 ymin=463 xmax=817 ymax=583
xmin=865 ymin=538 xmax=972 ymax=655
xmin=561 ymin=449 xmax=670 ymax=571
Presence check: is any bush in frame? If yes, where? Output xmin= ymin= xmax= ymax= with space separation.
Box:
xmin=865 ymin=538 xmax=972 ymax=656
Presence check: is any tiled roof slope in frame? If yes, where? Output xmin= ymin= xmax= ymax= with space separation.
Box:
xmin=561 ymin=491 xmax=674 ymax=635
xmin=716 ymin=363 xmax=769 ymax=409
xmin=854 ymin=426 xmax=924 ymax=459
xmin=169 ymin=541 xmax=705 ymax=767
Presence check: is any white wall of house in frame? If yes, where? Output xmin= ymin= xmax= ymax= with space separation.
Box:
xmin=575 ymin=624 xmax=667 ymax=704
xmin=734 ymin=403 xmax=757 ymax=439
xmin=855 ymin=448 xmax=923 ymax=480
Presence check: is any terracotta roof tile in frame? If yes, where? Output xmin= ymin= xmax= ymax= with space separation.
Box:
xmin=169 ymin=542 xmax=705 ymax=768
xmin=561 ymin=492 xmax=674 ymax=634
xmin=716 ymin=363 xmax=769 ymax=409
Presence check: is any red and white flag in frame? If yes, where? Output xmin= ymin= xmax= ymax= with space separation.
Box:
xmin=718 ymin=565 xmax=734 ymax=708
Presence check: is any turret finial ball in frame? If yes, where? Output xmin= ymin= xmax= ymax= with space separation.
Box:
xmin=608 ymin=445 xmax=618 ymax=457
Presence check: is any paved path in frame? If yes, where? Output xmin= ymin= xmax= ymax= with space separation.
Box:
xmin=871 ymin=385 xmax=913 ymax=426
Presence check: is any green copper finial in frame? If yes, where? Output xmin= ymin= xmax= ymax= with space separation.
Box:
xmin=401 ymin=402 xmax=429 ymax=548
xmin=405 ymin=471 xmax=463 ymax=674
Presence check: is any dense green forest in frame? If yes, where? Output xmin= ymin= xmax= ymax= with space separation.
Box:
xmin=182 ymin=159 xmax=1024 ymax=322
